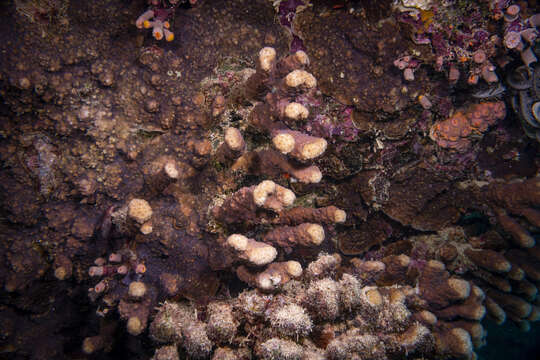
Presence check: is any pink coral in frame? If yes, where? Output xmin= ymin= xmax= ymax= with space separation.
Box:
xmin=429 ymin=101 xmax=506 ymax=151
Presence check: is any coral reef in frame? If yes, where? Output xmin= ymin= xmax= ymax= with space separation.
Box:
xmin=0 ymin=1 xmax=539 ymax=359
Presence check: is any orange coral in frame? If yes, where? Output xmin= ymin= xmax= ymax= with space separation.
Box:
xmin=430 ymin=101 xmax=506 ymax=151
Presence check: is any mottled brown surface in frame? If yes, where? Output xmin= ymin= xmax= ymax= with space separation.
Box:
xmin=355 ymin=167 xmax=463 ymax=231
xmin=0 ymin=0 xmax=287 ymax=358
xmin=294 ymin=5 xmax=410 ymax=113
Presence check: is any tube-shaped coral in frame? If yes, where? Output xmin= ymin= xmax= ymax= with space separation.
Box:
xmin=226 ymin=234 xmax=277 ymax=266
xmin=271 ymin=129 xmax=327 ymax=161
xmin=464 ymin=248 xmax=512 ymax=273
xmin=263 ymin=223 xmax=325 ymax=252
xmin=232 ymin=149 xmax=323 ymax=184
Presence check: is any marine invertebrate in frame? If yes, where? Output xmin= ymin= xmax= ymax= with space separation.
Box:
xmin=403 ymin=223 xmax=539 ymax=332
xmin=430 ymin=101 xmax=506 ymax=151
xmin=136 ymin=0 xmax=196 ymax=41
xmin=146 ymin=253 xmax=490 ymax=359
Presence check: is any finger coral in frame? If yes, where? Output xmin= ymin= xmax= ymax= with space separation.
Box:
xmin=146 ymin=252 xmax=496 ymax=359
xmin=401 ymin=223 xmax=540 ymax=334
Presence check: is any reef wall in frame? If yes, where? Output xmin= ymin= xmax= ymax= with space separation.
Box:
xmin=0 ymin=0 xmax=539 ymax=359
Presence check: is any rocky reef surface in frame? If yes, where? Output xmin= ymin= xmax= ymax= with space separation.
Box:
xmin=0 ymin=0 xmax=539 ymax=359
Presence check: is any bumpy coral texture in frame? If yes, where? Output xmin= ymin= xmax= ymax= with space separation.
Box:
xmin=147 ymin=251 xmax=495 ymax=359
xmin=206 ymin=47 xmax=346 ymax=292
xmin=430 ymin=101 xmax=506 ymax=151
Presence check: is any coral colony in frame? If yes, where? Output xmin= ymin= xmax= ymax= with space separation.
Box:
xmin=81 ymin=47 xmax=540 ymax=360
xmin=136 ymin=0 xmax=197 ymax=41
xmin=0 ymin=0 xmax=539 ymax=360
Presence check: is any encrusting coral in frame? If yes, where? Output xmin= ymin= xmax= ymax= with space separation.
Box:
xmin=430 ymin=101 xmax=506 ymax=151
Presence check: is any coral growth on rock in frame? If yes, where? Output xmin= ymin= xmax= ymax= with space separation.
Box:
xmin=430 ymin=101 xmax=506 ymax=151
xmin=148 ymin=253 xmax=486 ymax=360
xmin=0 ymin=1 xmax=539 ymax=359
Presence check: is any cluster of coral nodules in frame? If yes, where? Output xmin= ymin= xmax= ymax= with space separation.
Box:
xmin=148 ymin=254 xmax=482 ymax=360
xmin=85 ymin=200 xmax=154 ymax=342
xmin=429 ymin=101 xmax=506 ymax=151
xmin=502 ymin=4 xmax=540 ymax=67
xmin=393 ymin=1 xmax=538 ymax=85
xmin=136 ymin=0 xmax=197 ymax=41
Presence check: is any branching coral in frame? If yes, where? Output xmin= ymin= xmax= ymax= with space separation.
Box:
xmin=147 ymin=252 xmax=489 ymax=359
xmin=212 ymin=179 xmax=345 ymax=290
xmin=203 ymin=48 xmax=346 ymax=291
xmin=398 ymin=224 xmax=540 ymax=333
